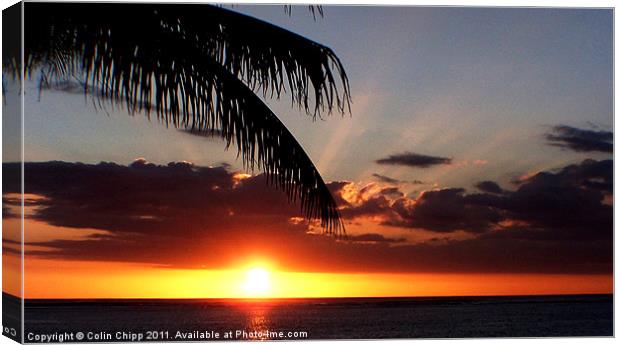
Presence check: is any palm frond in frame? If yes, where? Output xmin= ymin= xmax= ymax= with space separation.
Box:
xmin=2 ymin=2 xmax=22 ymax=95
xmin=16 ymin=3 xmax=348 ymax=235
xmin=284 ymin=5 xmax=325 ymax=20
xmin=23 ymin=3 xmax=351 ymax=116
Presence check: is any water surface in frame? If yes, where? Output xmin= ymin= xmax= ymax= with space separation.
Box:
xmin=18 ymin=294 xmax=613 ymax=340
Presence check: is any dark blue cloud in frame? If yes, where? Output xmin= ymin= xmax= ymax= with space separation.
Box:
xmin=376 ymin=152 xmax=452 ymax=168
xmin=546 ymin=125 xmax=612 ymax=153
xmin=475 ymin=181 xmax=504 ymax=194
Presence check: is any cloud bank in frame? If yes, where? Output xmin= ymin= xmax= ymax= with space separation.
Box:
xmin=3 ymin=158 xmax=612 ymax=274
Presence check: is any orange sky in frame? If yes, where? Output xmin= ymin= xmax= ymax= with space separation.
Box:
xmin=1 ymin=252 xmax=612 ymax=299
xmin=2 ymin=188 xmax=614 ymax=299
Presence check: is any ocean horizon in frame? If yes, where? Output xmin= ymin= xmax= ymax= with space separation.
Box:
xmin=5 ymin=293 xmax=613 ymax=340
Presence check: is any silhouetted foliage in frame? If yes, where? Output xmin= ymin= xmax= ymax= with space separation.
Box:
xmin=6 ymin=3 xmax=351 ymax=235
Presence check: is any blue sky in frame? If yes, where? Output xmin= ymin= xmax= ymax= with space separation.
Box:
xmin=13 ymin=6 xmax=613 ymax=193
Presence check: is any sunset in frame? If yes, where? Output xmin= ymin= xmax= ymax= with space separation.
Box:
xmin=2 ymin=1 xmax=613 ymax=341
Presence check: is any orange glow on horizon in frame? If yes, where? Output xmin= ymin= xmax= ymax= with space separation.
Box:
xmin=5 ymin=255 xmax=611 ymax=299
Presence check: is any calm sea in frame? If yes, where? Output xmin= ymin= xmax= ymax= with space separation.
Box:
xmin=11 ymin=294 xmax=614 ymax=341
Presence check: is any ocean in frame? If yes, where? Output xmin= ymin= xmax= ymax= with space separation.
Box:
xmin=9 ymin=294 xmax=614 ymax=341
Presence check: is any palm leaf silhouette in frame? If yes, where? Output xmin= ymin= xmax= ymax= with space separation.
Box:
xmin=9 ymin=3 xmax=351 ymax=235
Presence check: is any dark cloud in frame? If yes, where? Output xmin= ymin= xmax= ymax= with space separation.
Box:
xmin=326 ymin=181 xmax=356 ymax=207
xmin=341 ymin=194 xmax=393 ymax=219
xmin=371 ymin=173 xmax=400 ymax=183
xmin=550 ymin=158 xmax=612 ymax=194
xmin=475 ymin=181 xmax=504 ymax=194
xmin=2 ymin=238 xmax=20 ymax=245
xmin=387 ymin=188 xmax=502 ymax=233
xmin=25 ymin=223 xmax=611 ymax=274
xmin=372 ymin=173 xmax=423 ymax=185
xmin=3 ymin=160 xmax=299 ymax=235
xmin=2 ymin=238 xmax=21 ymax=255
xmin=326 ymin=182 xmax=400 ymax=219
xmin=545 ymin=125 xmax=613 ymax=153
xmin=376 ymin=152 xmax=452 ymax=168
xmin=347 ymin=233 xmax=406 ymax=244
xmin=2 ymin=204 xmax=16 ymax=219
xmin=5 ymin=159 xmax=612 ymax=274
xmin=2 ymin=247 xmax=21 ymax=256
xmin=355 ymin=160 xmax=611 ymax=240
xmin=496 ymin=159 xmax=613 ymax=241
xmin=379 ymin=187 xmax=404 ymax=199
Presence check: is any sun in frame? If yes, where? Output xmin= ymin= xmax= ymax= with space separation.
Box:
xmin=242 ymin=268 xmax=271 ymax=296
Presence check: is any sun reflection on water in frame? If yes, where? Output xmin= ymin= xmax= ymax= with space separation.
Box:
xmin=244 ymin=305 xmax=272 ymax=340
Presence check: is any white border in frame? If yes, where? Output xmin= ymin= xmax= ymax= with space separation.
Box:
xmin=0 ymin=1 xmax=616 ymax=345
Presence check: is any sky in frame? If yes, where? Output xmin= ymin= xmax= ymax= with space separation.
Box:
xmin=2 ymin=5 xmax=613 ymax=298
